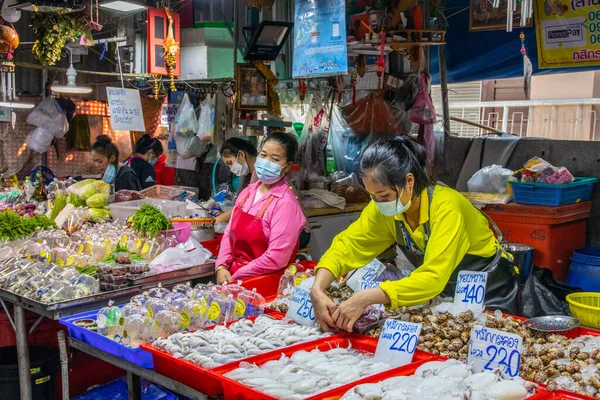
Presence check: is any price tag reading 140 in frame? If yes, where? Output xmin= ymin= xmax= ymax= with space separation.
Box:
xmin=286 ymin=278 xmax=316 ymax=327
xmin=374 ymin=319 xmax=422 ymax=367
xmin=468 ymin=325 xmax=522 ymax=378
xmin=454 ymin=271 xmax=487 ymax=312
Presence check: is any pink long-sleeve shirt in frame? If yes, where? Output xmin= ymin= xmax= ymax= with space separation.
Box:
xmin=215 ymin=179 xmax=306 ymax=280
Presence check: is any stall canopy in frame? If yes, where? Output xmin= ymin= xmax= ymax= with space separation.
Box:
xmin=430 ymin=0 xmax=597 ymax=84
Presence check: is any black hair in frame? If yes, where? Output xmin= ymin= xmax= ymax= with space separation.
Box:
xmin=264 ymin=132 xmax=299 ymax=163
xmin=220 ymin=137 xmax=258 ymax=158
xmin=150 ymin=139 xmax=164 ymax=157
xmin=359 ymin=136 xmax=433 ymax=197
xmin=134 ymin=134 xmax=159 ymax=155
xmin=91 ymin=135 xmax=119 ymax=166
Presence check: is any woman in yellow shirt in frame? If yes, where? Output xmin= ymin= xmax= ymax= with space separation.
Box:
xmin=310 ymin=136 xmax=519 ymax=332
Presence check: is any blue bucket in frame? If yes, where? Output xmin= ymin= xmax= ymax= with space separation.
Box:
xmin=566 ymin=248 xmax=600 ymax=292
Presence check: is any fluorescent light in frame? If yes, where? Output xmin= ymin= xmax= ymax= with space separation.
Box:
xmin=99 ymin=0 xmax=146 ymax=12
xmin=51 ymin=64 xmax=93 ymax=95
xmin=0 ymin=102 xmax=34 ymax=109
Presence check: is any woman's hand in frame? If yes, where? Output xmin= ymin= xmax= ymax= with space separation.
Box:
xmin=214 ymin=209 xmax=232 ymax=225
xmin=216 ymin=267 xmax=232 ymax=284
xmin=332 ymin=291 xmax=370 ymax=332
xmin=310 ymin=287 xmax=337 ymax=332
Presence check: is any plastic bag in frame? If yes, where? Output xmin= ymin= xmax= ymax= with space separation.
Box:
xmin=149 ymin=238 xmax=212 ymax=272
xmin=520 ymin=267 xmax=582 ymax=318
xmin=26 ymin=127 xmax=55 ymax=153
xmin=342 ymin=93 xmax=401 ymax=138
xmin=110 ymin=190 xmax=145 ymax=203
xmin=174 ymin=93 xmax=198 ymax=136
xmin=522 ymin=157 xmax=574 ymax=184
xmin=409 ymin=73 xmax=436 ymax=125
xmin=175 ymin=132 xmax=211 ymax=159
xmin=26 ymin=97 xmax=68 ymax=135
xmin=331 ymin=172 xmax=370 ymax=203
xmin=353 ymin=305 xmax=388 ymax=334
xmin=298 ymin=93 xmax=329 ymax=181
xmin=196 ymin=97 xmax=214 ymax=140
xmin=329 ymin=107 xmax=368 ymax=174
xmin=467 ymin=164 xmax=513 ymax=194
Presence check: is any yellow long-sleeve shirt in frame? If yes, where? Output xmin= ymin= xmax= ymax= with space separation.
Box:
xmin=316 ymin=185 xmax=499 ymax=310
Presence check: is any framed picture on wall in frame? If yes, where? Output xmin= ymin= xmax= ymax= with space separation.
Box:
xmin=236 ymin=64 xmax=269 ymax=111
xmin=469 ymin=0 xmax=532 ymax=31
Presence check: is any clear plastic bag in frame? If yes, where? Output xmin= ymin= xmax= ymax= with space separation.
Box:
xmin=26 ymin=97 xmax=68 ymax=135
xmin=329 ymin=107 xmax=368 ymax=174
xmin=298 ymin=93 xmax=328 ymax=180
xmin=174 ymin=93 xmax=198 ymax=136
xmin=148 ymin=238 xmax=212 ymax=273
xmin=467 ymin=164 xmax=513 ymax=194
xmin=196 ymin=96 xmax=214 ymax=141
xmin=175 ymin=133 xmax=211 ymax=159
xmin=342 ymin=93 xmax=401 ymax=138
xmin=26 ymin=127 xmax=55 ymax=153
xmin=409 ymin=73 xmax=436 ymax=125
xmin=331 ymin=172 xmax=370 ymax=203
xmin=523 ymin=157 xmax=574 ymax=184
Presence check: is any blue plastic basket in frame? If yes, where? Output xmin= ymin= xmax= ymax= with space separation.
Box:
xmin=59 ymin=308 xmax=154 ymax=368
xmin=509 ymin=177 xmax=598 ymax=206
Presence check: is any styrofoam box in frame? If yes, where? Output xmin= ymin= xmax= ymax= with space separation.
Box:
xmin=109 ymin=198 xmax=187 ymax=222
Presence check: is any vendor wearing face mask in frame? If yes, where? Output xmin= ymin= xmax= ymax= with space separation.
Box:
xmin=310 ymin=136 xmax=519 ymax=332
xmin=215 ymin=132 xmax=306 ymax=284
xmin=91 ymin=135 xmax=141 ymax=192
xmin=124 ymin=134 xmax=159 ymax=189
xmin=214 ymin=137 xmax=259 ymax=224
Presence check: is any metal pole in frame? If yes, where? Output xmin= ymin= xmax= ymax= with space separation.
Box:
xmin=501 ymin=104 xmax=509 ymax=133
xmin=437 ymin=45 xmax=451 ymax=136
xmin=58 ymin=331 xmax=69 ymax=400
xmin=14 ymin=305 xmax=32 ymax=400
xmin=233 ymin=0 xmax=238 ymax=82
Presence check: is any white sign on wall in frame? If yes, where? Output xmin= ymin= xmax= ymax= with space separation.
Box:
xmin=106 ymin=88 xmax=146 ymax=131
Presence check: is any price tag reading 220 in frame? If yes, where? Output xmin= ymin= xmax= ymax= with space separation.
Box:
xmin=374 ymin=319 xmax=422 ymax=367
xmin=454 ymin=271 xmax=487 ymax=312
xmin=468 ymin=325 xmax=522 ymax=378
xmin=286 ymin=285 xmax=316 ymax=327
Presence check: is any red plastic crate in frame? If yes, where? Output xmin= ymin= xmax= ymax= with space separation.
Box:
xmin=241 ymin=259 xmax=319 ymax=299
xmin=528 ymin=390 xmax=595 ymax=399
xmin=211 ymin=335 xmax=442 ymax=400
xmin=200 ymin=234 xmax=223 ymax=256
xmin=490 ymin=311 xmax=600 ymax=339
xmin=140 ymin=312 xmax=329 ymax=396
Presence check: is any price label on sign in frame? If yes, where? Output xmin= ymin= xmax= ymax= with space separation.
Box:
xmin=454 ymin=271 xmax=487 ymax=312
xmin=347 ymin=259 xmax=386 ymax=293
xmin=286 ymin=277 xmax=317 ymax=326
xmin=374 ymin=319 xmax=422 ymax=367
xmin=468 ymin=325 xmax=522 ymax=378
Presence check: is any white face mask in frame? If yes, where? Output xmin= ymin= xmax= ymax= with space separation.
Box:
xmin=374 ymin=188 xmax=412 ymax=217
xmin=230 ymin=160 xmax=249 ymax=177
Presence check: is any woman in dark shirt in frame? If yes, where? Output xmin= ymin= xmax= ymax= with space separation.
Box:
xmin=125 ymin=134 xmax=159 ymax=189
xmin=91 ymin=135 xmax=141 ymax=192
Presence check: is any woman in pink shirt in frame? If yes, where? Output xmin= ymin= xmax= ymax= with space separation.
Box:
xmin=215 ymin=132 xmax=306 ymax=283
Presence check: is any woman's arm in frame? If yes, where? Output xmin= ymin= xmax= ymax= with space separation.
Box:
xmin=215 ymin=209 xmax=232 ymax=224
xmin=231 ymin=200 xmax=305 ymax=279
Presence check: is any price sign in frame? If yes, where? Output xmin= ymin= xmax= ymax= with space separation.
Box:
xmin=468 ymin=325 xmax=522 ymax=378
xmin=356 ymin=280 xmax=384 ymax=310
xmin=347 ymin=259 xmax=386 ymax=293
xmin=454 ymin=271 xmax=487 ymax=312
xmin=374 ymin=319 xmax=422 ymax=367
xmin=286 ymin=277 xmax=317 ymax=326
xmin=106 ymin=87 xmax=146 ymax=131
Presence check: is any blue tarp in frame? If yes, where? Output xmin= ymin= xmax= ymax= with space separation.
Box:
xmin=430 ymin=0 xmax=597 ymax=84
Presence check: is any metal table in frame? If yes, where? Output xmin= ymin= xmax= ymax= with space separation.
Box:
xmin=0 ymin=261 xmax=215 ymax=400
xmin=69 ymin=339 xmax=207 ymax=400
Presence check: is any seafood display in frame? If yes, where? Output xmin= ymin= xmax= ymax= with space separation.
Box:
xmin=153 ymin=314 xmax=330 ymax=368
xmin=224 ymin=345 xmax=392 ymax=399
xmin=340 ymin=359 xmax=537 ymax=400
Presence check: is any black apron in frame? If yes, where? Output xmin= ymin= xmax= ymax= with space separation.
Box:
xmin=395 ymin=186 xmax=520 ymax=315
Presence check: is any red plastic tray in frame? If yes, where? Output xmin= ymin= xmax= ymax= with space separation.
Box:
xmin=140 ymin=312 xmax=331 ymax=396
xmin=211 ymin=335 xmax=443 ymax=400
xmin=528 ymin=390 xmax=595 ymax=400
xmin=241 ymin=259 xmax=319 ymax=299
xmin=487 ymin=312 xmax=600 ymax=339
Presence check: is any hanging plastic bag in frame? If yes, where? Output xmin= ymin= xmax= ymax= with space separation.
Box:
xmin=298 ymin=93 xmax=330 ymax=181
xmin=467 ymin=164 xmax=514 ymax=194
xmin=174 ymin=93 xmax=198 ymax=136
xmin=331 ymin=172 xmax=370 ymax=203
xmin=175 ymin=132 xmax=210 ymax=159
xmin=27 ymin=97 xmax=65 ymax=133
xmin=26 ymin=127 xmax=55 ymax=153
xmin=342 ymin=93 xmax=401 ymax=138
xmin=329 ymin=107 xmax=368 ymax=174
xmin=196 ymin=97 xmax=214 ymax=141
xmin=409 ymin=73 xmax=436 ymax=125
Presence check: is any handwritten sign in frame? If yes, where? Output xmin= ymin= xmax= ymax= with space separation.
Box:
xmin=454 ymin=271 xmax=487 ymax=312
xmin=468 ymin=325 xmax=522 ymax=378
xmin=347 ymin=259 xmax=386 ymax=293
xmin=356 ymin=280 xmax=384 ymax=310
xmin=374 ymin=319 xmax=422 ymax=367
xmin=286 ymin=277 xmax=317 ymax=326
xmin=106 ymin=88 xmax=146 ymax=131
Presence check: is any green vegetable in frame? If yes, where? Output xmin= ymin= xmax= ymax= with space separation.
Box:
xmin=93 ymin=181 xmax=110 ymax=198
xmin=131 ymin=204 xmax=173 ymax=238
xmin=67 ymin=193 xmax=86 ymax=207
xmin=80 ymin=183 xmax=97 ymax=201
xmin=103 ymin=243 xmax=144 ymax=263
xmin=76 ymin=266 xmax=98 ymax=278
xmin=51 ymin=195 xmax=67 ymax=220
xmin=88 ymin=208 xmax=111 ymax=223
xmin=0 ymin=211 xmax=56 ymax=242
xmin=86 ymin=193 xmax=109 ymax=208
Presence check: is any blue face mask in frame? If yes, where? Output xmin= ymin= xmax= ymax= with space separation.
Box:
xmin=255 ymin=157 xmax=284 ymax=184
xmin=102 ymin=164 xmax=117 ymax=184
xmin=149 ymin=159 xmax=157 ymax=166
xmin=375 ymin=188 xmax=412 ymax=217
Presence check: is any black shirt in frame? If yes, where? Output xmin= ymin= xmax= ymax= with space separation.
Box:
xmin=129 ymin=157 xmax=156 ymax=189
xmin=115 ymin=165 xmax=141 ymax=192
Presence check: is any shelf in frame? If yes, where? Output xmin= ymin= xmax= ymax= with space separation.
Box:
xmin=238 ymin=119 xmax=293 ymax=128
xmin=347 ymin=29 xmax=446 ymax=56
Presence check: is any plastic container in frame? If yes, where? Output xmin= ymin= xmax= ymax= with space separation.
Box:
xmin=60 ymin=309 xmax=154 ymax=368
xmin=211 ymin=335 xmax=441 ymax=400
xmin=566 ymin=292 xmax=600 ymax=329
xmin=509 ymin=177 xmax=598 ymax=206
xmin=507 ymin=243 xmax=535 ymax=283
xmin=140 ymin=185 xmax=193 ymax=201
xmin=200 ymin=234 xmax=223 ymax=256
xmin=241 ymin=260 xmax=318 ymax=299
xmin=566 ymin=248 xmax=600 ymax=292
xmin=0 ymin=344 xmax=59 ymax=400
xmin=109 ymin=198 xmax=187 ymax=222
xmin=159 ymin=221 xmax=191 ymax=244
xmin=483 ymin=202 xmax=591 ymax=281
